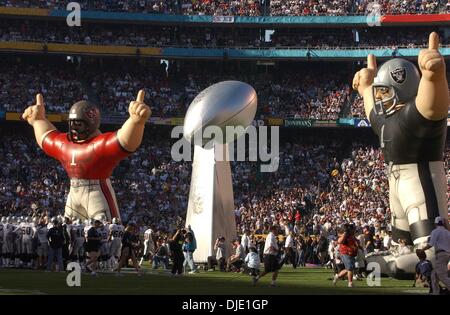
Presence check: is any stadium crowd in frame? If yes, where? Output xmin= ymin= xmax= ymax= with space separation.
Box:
xmin=0 ymin=63 xmax=87 ymax=113
xmin=271 ymin=0 xmax=450 ymax=16
xmin=350 ymin=95 xmax=366 ymax=118
xmin=258 ymin=70 xmax=350 ymax=120
xmin=269 ymin=0 xmax=352 ymax=16
xmin=1 ymin=0 xmax=449 ymax=15
xmin=3 ymin=58 xmax=447 ymax=120
xmin=0 ymin=59 xmax=352 ymax=119
xmin=271 ymin=28 xmax=446 ymax=49
xmin=0 ymin=0 xmax=450 ymax=16
xmin=181 ymin=0 xmax=262 ymax=16
xmin=0 ymin=0 xmax=179 ymax=13
xmin=1 ymin=19 xmax=446 ymax=49
xmin=0 ymin=20 xmax=262 ymax=48
xmin=353 ymin=0 xmax=450 ymax=15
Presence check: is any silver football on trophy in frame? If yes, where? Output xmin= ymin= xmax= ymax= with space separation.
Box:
xmin=183 ymin=81 xmax=257 ymax=145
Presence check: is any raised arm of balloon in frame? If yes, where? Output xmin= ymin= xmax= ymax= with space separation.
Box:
xmin=352 ymin=32 xmax=448 ymax=277
xmin=183 ymin=81 xmax=257 ymax=264
xmin=22 ymin=91 xmax=151 ymax=221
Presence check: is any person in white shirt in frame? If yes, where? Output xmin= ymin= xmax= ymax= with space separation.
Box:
xmin=244 ymin=247 xmax=261 ymax=286
xmin=207 ymin=236 xmax=226 ymax=271
xmin=256 ymin=226 xmax=280 ymax=287
xmin=422 ymin=217 xmax=450 ymax=294
xmin=280 ymin=220 xmax=290 ymax=236
xmin=140 ymin=227 xmax=155 ymax=266
xmin=383 ymin=230 xmax=392 ymax=250
xmin=227 ymin=238 xmax=245 ymax=272
xmin=109 ymin=218 xmax=124 ymax=269
xmin=284 ymin=230 xmax=297 ymax=268
xmin=241 ymin=230 xmax=251 ymax=254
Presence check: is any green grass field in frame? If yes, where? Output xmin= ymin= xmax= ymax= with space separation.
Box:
xmin=0 ymin=266 xmax=427 ymax=295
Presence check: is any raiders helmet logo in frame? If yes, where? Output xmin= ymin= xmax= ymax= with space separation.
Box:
xmin=390 ymin=68 xmax=406 ymax=84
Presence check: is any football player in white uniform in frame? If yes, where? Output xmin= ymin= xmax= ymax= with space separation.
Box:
xmin=140 ymin=227 xmax=155 ymax=266
xmin=108 ymin=218 xmax=124 ymax=270
xmin=84 ymin=219 xmax=93 ymax=238
xmin=20 ymin=217 xmax=35 ymax=268
xmin=3 ymin=217 xmax=14 ymax=267
xmin=70 ymin=219 xmax=86 ymax=265
xmin=13 ymin=219 xmax=23 ymax=267
xmin=98 ymin=218 xmax=110 ymax=270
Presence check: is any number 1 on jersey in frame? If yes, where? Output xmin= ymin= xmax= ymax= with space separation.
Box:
xmin=70 ymin=150 xmax=77 ymax=166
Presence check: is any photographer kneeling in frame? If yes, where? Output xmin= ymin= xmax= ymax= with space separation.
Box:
xmin=333 ymin=224 xmax=361 ymax=287
xmin=227 ymin=238 xmax=245 ymax=272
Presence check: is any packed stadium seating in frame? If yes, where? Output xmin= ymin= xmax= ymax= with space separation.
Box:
xmin=0 ymin=62 xmax=87 ymax=113
xmin=1 ymin=0 xmax=449 ymax=15
xmin=2 ymin=19 xmax=445 ymax=49
xmin=0 ymin=57 xmax=354 ymax=119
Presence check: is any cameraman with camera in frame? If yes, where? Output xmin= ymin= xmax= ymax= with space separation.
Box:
xmin=333 ymin=223 xmax=361 ymax=287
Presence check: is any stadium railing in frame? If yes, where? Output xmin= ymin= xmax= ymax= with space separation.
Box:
xmin=1 ymin=41 xmax=449 ymax=59
xmin=2 ymin=38 xmax=448 ymax=51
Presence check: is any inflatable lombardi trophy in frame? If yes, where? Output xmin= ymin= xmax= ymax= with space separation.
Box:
xmin=183 ymin=81 xmax=257 ymax=263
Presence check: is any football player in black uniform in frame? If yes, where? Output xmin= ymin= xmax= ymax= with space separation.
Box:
xmin=352 ymin=32 xmax=448 ymax=276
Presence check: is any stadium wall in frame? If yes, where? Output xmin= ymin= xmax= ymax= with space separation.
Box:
xmin=163 ymin=47 xmax=450 ymax=59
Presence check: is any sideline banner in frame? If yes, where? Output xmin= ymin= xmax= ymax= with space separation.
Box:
xmin=284 ymin=119 xmax=315 ymax=128
xmin=0 ymin=7 xmax=49 ymax=16
xmin=266 ymin=117 xmax=284 ymax=126
xmin=381 ymin=13 xmax=450 ymax=24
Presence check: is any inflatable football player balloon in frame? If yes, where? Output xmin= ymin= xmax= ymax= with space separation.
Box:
xmin=352 ymin=32 xmax=448 ymax=277
xmin=22 ymin=90 xmax=151 ymax=221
